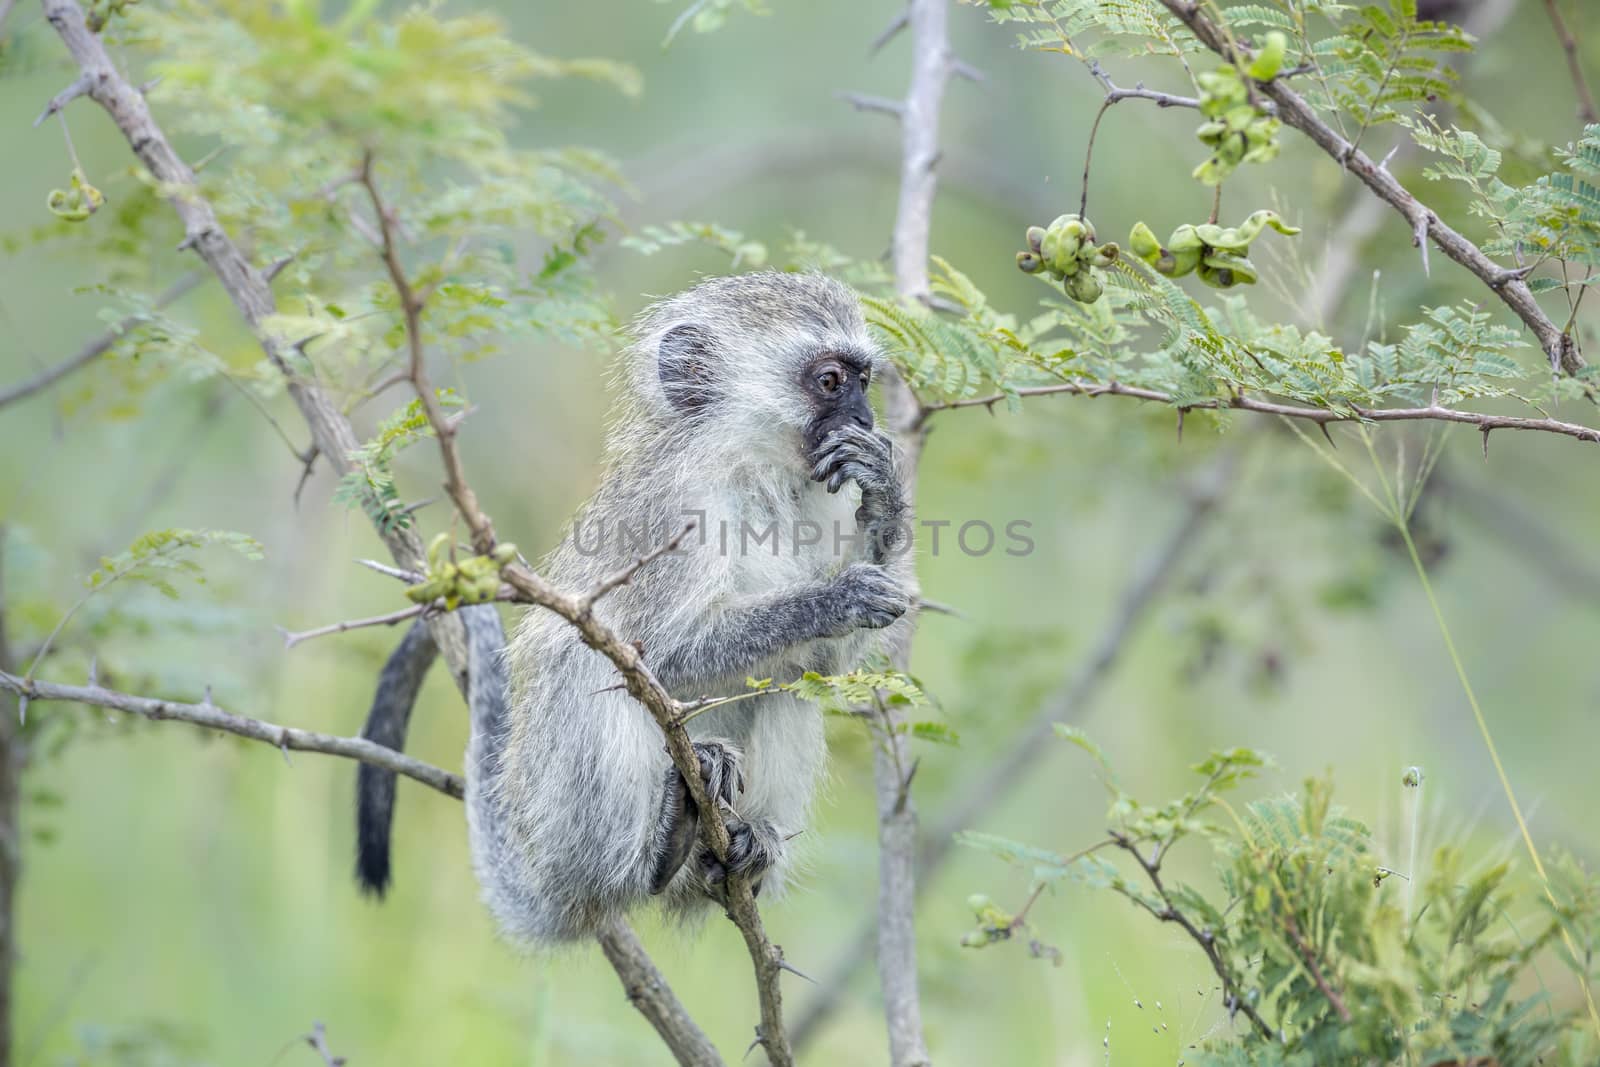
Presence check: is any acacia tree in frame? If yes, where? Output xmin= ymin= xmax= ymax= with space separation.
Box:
xmin=4 ymin=0 xmax=1600 ymax=1065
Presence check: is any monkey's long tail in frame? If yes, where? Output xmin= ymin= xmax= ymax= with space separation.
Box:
xmin=354 ymin=618 xmax=438 ymax=896
xmin=354 ymin=606 xmax=509 ymax=899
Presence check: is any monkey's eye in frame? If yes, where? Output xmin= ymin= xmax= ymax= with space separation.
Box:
xmin=816 ymin=368 xmax=843 ymax=394
xmin=859 ymin=369 xmax=871 ymax=388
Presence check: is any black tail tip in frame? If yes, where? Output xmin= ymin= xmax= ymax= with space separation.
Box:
xmin=355 ymin=849 xmax=392 ymax=899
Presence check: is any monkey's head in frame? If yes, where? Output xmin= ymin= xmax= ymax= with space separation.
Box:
xmin=623 ymin=272 xmax=882 ymax=469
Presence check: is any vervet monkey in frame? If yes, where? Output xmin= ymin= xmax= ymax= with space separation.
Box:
xmin=355 ymin=271 xmax=912 ymax=944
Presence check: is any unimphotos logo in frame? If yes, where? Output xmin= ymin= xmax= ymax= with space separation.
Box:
xmin=571 ymin=512 xmax=1035 ymax=559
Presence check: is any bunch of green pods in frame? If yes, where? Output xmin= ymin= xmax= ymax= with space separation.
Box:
xmin=47 ymin=168 xmax=104 ymax=223
xmin=1016 ymin=213 xmax=1120 ymax=303
xmin=1192 ymin=36 xmax=1286 ymax=186
xmin=406 ymin=533 xmax=519 ymax=609
xmin=1127 ymin=209 xmax=1300 ymax=288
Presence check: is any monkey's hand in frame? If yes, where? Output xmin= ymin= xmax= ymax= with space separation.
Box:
xmin=810 ymin=424 xmax=895 ymax=496
xmin=647 ymin=739 xmax=744 ymax=895
xmin=810 ymin=425 xmax=906 ymax=562
xmin=818 ymin=561 xmax=910 ymax=637
xmin=696 ymin=818 xmax=781 ymax=901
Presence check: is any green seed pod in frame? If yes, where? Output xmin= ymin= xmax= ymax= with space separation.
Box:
xmin=427 ymin=532 xmax=451 ymax=570
xmin=1089 ymin=242 xmax=1120 ymax=268
xmin=1246 ymin=31 xmax=1288 ymax=81
xmin=1063 ymin=268 xmax=1104 ymax=303
xmin=491 ymin=543 xmax=519 ymax=565
xmin=1017 ymin=251 xmax=1043 ymax=274
xmin=1128 ymin=221 xmax=1162 ymax=263
xmin=1234 ymin=209 xmax=1300 ymax=243
xmin=1167 ymin=225 xmax=1203 ymax=254
xmin=1167 ymin=245 xmax=1203 ymax=277
xmin=1199 ymin=252 xmax=1257 ymax=287
xmin=1025 ymin=226 xmax=1046 ymax=254
xmin=405 ymin=579 xmax=447 ymax=604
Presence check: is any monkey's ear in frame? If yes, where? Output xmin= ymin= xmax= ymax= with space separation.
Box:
xmin=658 ymin=324 xmax=717 ymax=416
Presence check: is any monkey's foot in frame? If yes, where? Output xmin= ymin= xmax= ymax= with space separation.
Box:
xmin=696 ymin=818 xmax=779 ymax=899
xmin=647 ymin=739 xmax=744 ymax=895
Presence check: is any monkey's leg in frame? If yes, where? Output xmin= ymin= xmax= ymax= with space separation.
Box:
xmin=647 ymin=739 xmax=744 ymax=894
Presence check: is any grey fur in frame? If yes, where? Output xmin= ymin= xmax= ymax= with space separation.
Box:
xmin=358 ymin=272 xmax=913 ymax=946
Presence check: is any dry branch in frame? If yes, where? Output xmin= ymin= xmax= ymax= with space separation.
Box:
xmin=0 ymin=669 xmax=466 ymax=798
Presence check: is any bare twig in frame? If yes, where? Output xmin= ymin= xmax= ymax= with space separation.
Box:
xmin=303 ymin=1022 xmax=347 ymax=1067
xmin=583 ymin=522 xmax=698 ymax=607
xmin=278 ymin=603 xmax=429 ymax=650
xmin=0 ymin=669 xmax=465 ymax=798
xmin=917 ymin=379 xmax=1600 ymax=447
xmin=1155 ymin=0 xmax=1587 ymax=376
xmin=836 ymin=91 xmax=905 ymax=118
xmin=0 ymin=272 xmax=204 ymax=411
xmin=1543 ymin=0 xmax=1598 ymax=125
xmin=792 ymin=457 xmax=1232 ymax=1051
xmin=871 ymin=7 xmax=909 ymax=53
xmin=356 ymin=559 xmax=425 ymax=584
xmin=32 ymin=72 xmax=90 ymax=127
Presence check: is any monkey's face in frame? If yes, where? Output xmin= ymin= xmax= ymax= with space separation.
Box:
xmin=799 ymin=351 xmax=874 ymax=461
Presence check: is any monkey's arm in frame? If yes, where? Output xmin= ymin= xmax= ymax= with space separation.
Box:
xmin=647 ymin=564 xmax=906 ymax=692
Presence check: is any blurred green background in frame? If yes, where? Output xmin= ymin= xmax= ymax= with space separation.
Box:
xmin=4 ymin=1 xmax=1599 ymax=1063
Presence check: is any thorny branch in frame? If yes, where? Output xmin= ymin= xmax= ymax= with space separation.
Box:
xmin=917 ymin=379 xmax=1600 ymax=452
xmin=33 ymin=2 xmax=734 ymax=1061
xmin=0 ymin=669 xmax=466 ymax=798
xmin=1108 ymin=831 xmax=1278 ymax=1041
xmin=1155 ymin=0 xmax=1587 ymax=377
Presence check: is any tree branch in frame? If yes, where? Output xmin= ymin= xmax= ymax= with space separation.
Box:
xmin=1155 ymin=0 xmax=1587 ymax=377
xmin=0 ymin=271 xmax=203 ymax=411
xmin=1111 ymin=831 xmax=1277 ymax=1041
xmin=1542 ymin=0 xmax=1598 ymax=126
xmin=792 ymin=455 xmax=1232 ymax=1051
xmin=0 ymin=669 xmax=466 ymax=798
xmin=858 ymin=2 xmax=958 ymax=1063
xmin=597 ymin=920 xmax=726 ymax=1066
xmin=917 ymin=379 xmax=1600 ymax=447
